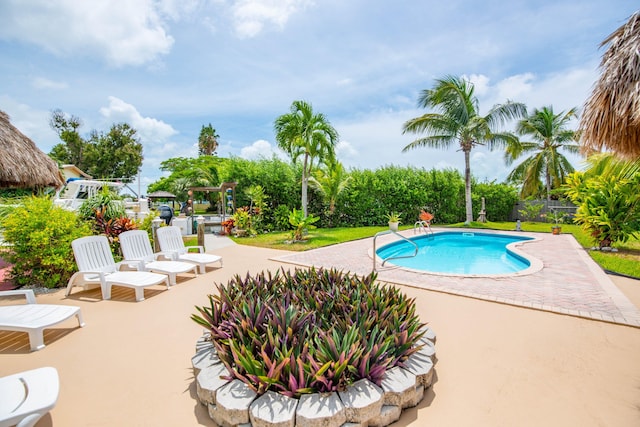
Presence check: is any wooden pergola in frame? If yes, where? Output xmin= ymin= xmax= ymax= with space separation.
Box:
xmin=187 ymin=182 xmax=237 ymax=220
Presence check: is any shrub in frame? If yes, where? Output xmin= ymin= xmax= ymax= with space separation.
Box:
xmin=78 ymin=189 xmax=137 ymax=254
xmin=565 ymin=172 xmax=640 ymax=247
xmin=78 ymin=187 xmax=125 ymax=222
xmin=517 ymin=201 xmax=544 ymax=222
xmin=0 ymin=196 xmax=92 ymax=288
xmin=192 ymin=267 xmax=426 ymax=397
xmin=288 ymin=209 xmax=320 ymax=241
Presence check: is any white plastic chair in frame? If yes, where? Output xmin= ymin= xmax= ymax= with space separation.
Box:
xmin=0 ymin=290 xmax=84 ymax=351
xmin=119 ymin=230 xmax=198 ymax=286
xmin=0 ymin=367 xmax=59 ymax=427
xmin=67 ymin=235 xmax=169 ymax=302
xmin=155 ymin=226 xmax=222 ymax=274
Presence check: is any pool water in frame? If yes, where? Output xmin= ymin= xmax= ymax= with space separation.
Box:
xmin=376 ymin=231 xmax=533 ymax=275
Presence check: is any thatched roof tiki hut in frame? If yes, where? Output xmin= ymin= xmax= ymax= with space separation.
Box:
xmin=580 ymin=12 xmax=640 ymax=159
xmin=0 ymin=111 xmax=65 ymax=189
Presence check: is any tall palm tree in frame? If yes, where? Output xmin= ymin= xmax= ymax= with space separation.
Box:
xmin=274 ymin=100 xmax=339 ymax=216
xmin=402 ymin=75 xmax=526 ymax=224
xmin=198 ymin=124 xmax=219 ymax=156
xmin=505 ymin=106 xmax=580 ymax=200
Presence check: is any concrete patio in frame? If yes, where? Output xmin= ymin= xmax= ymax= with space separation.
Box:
xmin=0 ymin=233 xmax=639 ymax=426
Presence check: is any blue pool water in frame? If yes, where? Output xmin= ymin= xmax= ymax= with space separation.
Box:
xmin=376 ymin=231 xmax=533 ymax=275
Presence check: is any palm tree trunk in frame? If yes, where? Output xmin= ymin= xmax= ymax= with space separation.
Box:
xmin=464 ymin=149 xmax=473 ymax=224
xmin=302 ymin=154 xmax=309 ymax=216
xmin=545 ymin=168 xmax=552 ymax=202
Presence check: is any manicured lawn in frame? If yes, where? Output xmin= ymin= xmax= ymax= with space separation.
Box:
xmin=223 ymin=221 xmax=640 ymax=279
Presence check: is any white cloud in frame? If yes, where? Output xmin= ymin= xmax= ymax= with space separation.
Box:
xmin=0 ymin=0 xmax=174 ymax=67
xmin=31 ymin=77 xmax=68 ymax=90
xmin=467 ymin=74 xmax=491 ymax=97
xmin=97 ymin=97 xmax=188 ymax=185
xmin=0 ymin=96 xmax=59 ymax=152
xmin=99 ymin=96 xmax=178 ymax=143
xmin=239 ymin=139 xmax=285 ymax=159
xmin=335 ymin=140 xmax=358 ymax=161
xmin=231 ymin=0 xmax=313 ymax=38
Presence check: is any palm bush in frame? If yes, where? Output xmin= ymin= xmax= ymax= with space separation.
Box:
xmin=192 ymin=267 xmax=426 ymax=397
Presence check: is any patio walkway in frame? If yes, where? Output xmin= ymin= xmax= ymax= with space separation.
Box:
xmin=271 ymin=228 xmax=640 ymax=328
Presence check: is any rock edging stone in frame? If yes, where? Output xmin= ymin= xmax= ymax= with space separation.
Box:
xmin=192 ymin=326 xmax=436 ymax=427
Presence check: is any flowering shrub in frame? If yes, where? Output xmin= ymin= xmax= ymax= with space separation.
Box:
xmin=192 ymin=267 xmax=426 ymax=397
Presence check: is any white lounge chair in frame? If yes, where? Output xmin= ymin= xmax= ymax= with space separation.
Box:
xmin=155 ymin=226 xmax=223 ymax=274
xmin=0 ymin=367 xmax=59 ymax=427
xmin=0 ymin=290 xmax=84 ymax=351
xmin=67 ymin=235 xmax=169 ymax=302
xmin=119 ymin=230 xmax=198 ymax=286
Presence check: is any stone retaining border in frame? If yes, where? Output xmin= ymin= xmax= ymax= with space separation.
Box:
xmin=192 ymin=327 xmax=436 ymax=427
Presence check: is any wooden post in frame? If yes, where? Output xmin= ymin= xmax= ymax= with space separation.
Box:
xmin=151 ymin=217 xmax=163 ymax=252
xmin=196 ymin=215 xmax=205 ymax=248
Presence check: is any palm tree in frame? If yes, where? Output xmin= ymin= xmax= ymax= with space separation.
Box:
xmin=309 ymin=157 xmax=352 ymax=219
xmin=274 ymin=100 xmax=339 ymax=216
xmin=402 ymin=76 xmax=526 ymax=224
xmin=505 ymin=106 xmax=580 ymax=200
xmin=198 ymin=124 xmax=219 ymax=156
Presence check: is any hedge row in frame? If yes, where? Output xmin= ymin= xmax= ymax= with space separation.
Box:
xmin=221 ymin=158 xmax=518 ymax=229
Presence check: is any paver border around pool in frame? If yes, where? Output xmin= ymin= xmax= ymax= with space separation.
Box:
xmin=271 ymin=228 xmax=640 ymax=328
xmin=370 ymin=230 xmax=544 ymax=278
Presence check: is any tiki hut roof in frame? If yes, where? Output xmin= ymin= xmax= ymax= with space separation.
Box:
xmin=580 ymin=12 xmax=640 ymax=159
xmin=0 ymin=111 xmax=65 ymax=189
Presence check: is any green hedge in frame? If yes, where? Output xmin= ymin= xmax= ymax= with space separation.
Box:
xmin=153 ymin=157 xmax=520 ymax=230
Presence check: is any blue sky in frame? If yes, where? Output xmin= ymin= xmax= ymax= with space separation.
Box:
xmin=0 ymin=1 xmax=637 ymax=195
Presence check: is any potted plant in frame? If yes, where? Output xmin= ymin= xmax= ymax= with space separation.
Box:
xmin=220 ymin=218 xmax=235 ymax=235
xmin=549 ymin=210 xmax=565 ymax=235
xmin=232 ymin=207 xmax=251 ymax=237
xmin=386 ymin=212 xmax=402 ymax=232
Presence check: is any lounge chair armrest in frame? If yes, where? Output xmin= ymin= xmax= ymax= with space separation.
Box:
xmin=79 ymin=269 xmax=109 ymax=281
xmin=153 ymin=251 xmax=173 ymax=261
xmin=121 ymin=260 xmax=146 ymax=271
xmin=0 ymin=289 xmax=37 ymax=304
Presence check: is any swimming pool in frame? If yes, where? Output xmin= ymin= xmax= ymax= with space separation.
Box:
xmin=376 ymin=231 xmax=535 ymax=275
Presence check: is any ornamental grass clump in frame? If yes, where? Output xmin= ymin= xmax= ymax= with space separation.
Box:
xmin=192 ymin=267 xmax=426 ymax=397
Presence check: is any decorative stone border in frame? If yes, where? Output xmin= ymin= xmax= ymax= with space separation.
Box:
xmin=192 ymin=327 xmax=437 ymax=427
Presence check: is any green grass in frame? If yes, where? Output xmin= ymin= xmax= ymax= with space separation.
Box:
xmin=225 ymin=221 xmax=639 ymax=279
xmin=228 ymin=226 xmax=390 ymax=251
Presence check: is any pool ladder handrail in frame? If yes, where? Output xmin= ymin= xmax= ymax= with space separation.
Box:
xmin=414 ymin=220 xmax=434 ymax=236
xmin=372 ymin=229 xmax=419 ymax=272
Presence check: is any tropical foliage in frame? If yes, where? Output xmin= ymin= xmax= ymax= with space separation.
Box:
xmin=78 ymin=188 xmax=138 ymax=254
xmin=147 ymin=158 xmax=519 ymax=228
xmin=289 ymin=208 xmax=320 ymax=241
xmin=308 ymin=157 xmax=352 ymax=222
xmin=0 ymin=196 xmax=92 ymax=288
xmin=274 ymin=100 xmax=339 ymax=217
xmin=506 ymin=106 xmax=580 ymax=200
xmin=402 ymin=75 xmax=526 ymax=224
xmin=564 ymin=156 xmax=640 ymax=248
xmin=192 ymin=268 xmax=425 ymax=397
